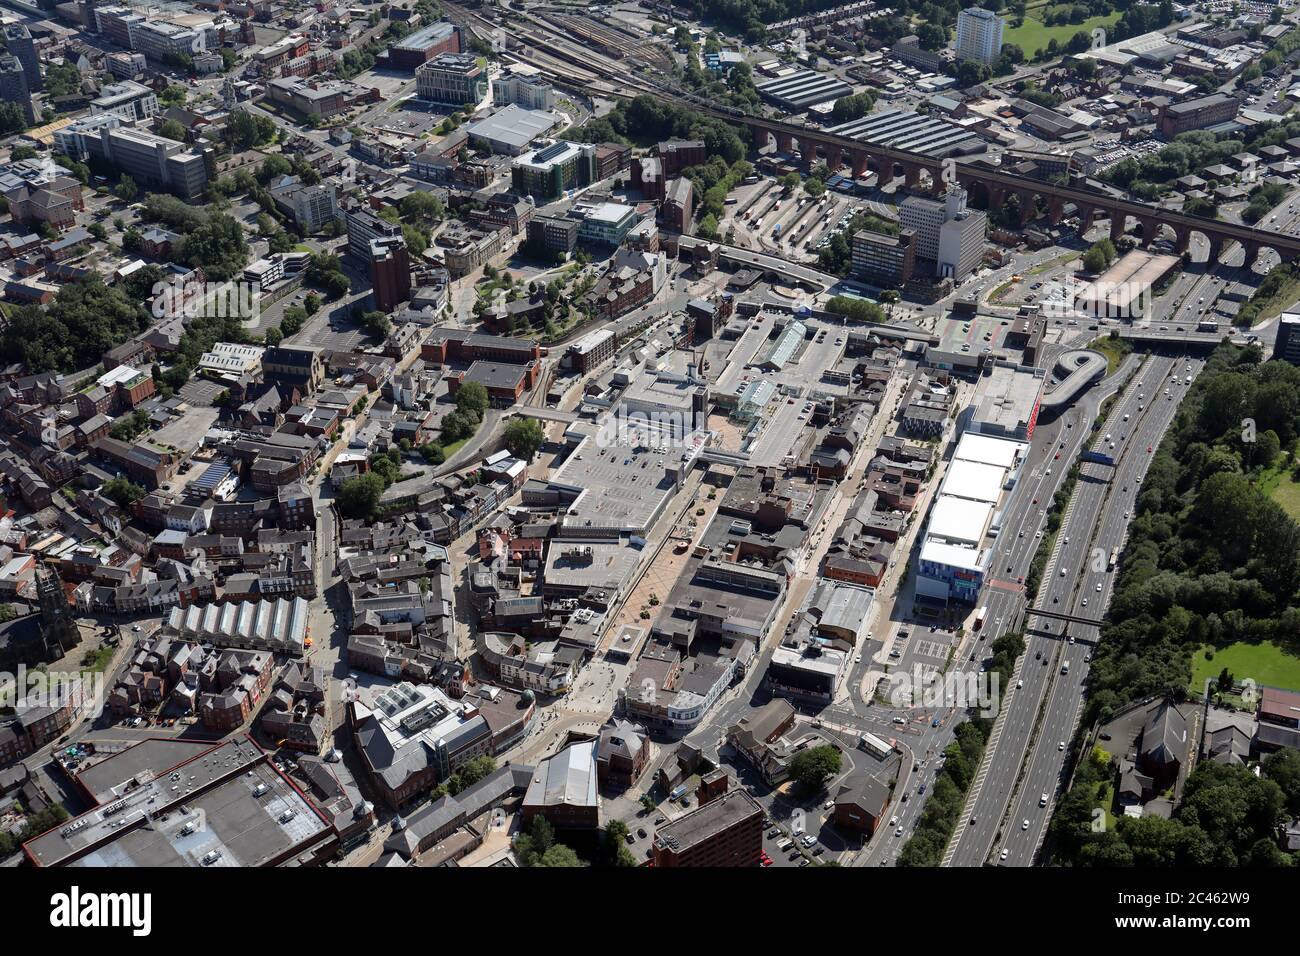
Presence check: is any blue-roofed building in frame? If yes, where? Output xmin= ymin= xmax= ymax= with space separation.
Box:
xmin=192 ymin=461 xmax=239 ymax=501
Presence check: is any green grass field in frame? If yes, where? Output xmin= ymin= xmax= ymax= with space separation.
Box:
xmin=1190 ymin=641 xmax=1300 ymax=695
xmin=1270 ymin=473 xmax=1300 ymax=520
xmin=1253 ymin=459 xmax=1300 ymax=520
xmin=1002 ymin=10 xmax=1121 ymax=58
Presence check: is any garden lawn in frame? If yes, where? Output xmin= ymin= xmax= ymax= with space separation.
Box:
xmin=1190 ymin=641 xmax=1300 ymax=695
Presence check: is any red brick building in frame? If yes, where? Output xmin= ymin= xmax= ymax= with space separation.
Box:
xmin=448 ymin=360 xmax=538 ymax=406
xmin=650 ymin=788 xmax=763 ymax=867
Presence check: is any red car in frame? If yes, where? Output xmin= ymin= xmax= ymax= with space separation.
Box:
xmin=1147 ymin=446 xmax=1152 ymax=453
xmin=1032 ymin=497 xmax=1039 ymax=504
xmin=1054 ymin=452 xmax=1060 ymax=460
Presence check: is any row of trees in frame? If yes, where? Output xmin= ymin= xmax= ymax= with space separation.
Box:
xmin=898 ymin=718 xmax=993 ymax=866
xmin=573 ymin=95 xmax=750 ymax=167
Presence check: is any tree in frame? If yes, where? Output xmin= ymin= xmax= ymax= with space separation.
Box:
xmin=178 ymin=212 xmax=249 ymax=281
xmin=955 ymin=58 xmax=991 ymax=90
xmin=114 ymin=175 xmax=138 ymax=203
xmin=446 ymin=756 xmax=496 ymax=795
xmin=399 ymin=191 xmax=445 ymax=222
xmin=918 ymin=23 xmax=948 ymax=51
xmin=307 ymin=254 xmax=351 ymax=298
xmin=830 ymin=92 xmax=873 ymax=123
xmin=0 ymin=102 xmax=26 ymax=136
xmin=110 ymin=408 xmax=152 ymax=442
xmin=226 ymin=110 xmax=276 ymax=149
xmin=1216 ymin=667 xmax=1234 ymax=693
xmin=158 ymin=119 xmax=187 ymax=142
xmin=505 ymin=416 xmax=545 ymax=461
xmin=455 ymin=381 xmax=490 ymax=420
xmin=337 ymin=473 xmax=385 ymax=521
xmin=788 ymin=745 xmax=842 ymax=791
xmin=1263 ymin=749 xmax=1300 ymax=815
xmin=358 ymin=310 xmax=391 ymax=339
xmin=537 ymin=844 xmax=585 ymax=867
xmin=101 ymin=476 xmax=146 ymax=508
xmin=441 ymin=410 xmax=474 ymax=444
xmin=602 ymin=821 xmax=638 ymax=866
xmin=258 ymin=154 xmax=294 ymax=184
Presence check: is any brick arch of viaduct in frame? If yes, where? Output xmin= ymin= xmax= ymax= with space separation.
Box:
xmin=757 ymin=127 xmax=1285 ymax=269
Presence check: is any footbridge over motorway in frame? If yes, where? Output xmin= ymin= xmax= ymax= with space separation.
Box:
xmin=682 ymin=106 xmax=1300 ymax=269
xmin=1024 ymin=607 xmax=1103 ymax=631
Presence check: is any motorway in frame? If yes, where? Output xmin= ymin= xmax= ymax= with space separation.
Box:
xmin=999 ymin=355 xmax=1198 ymax=866
xmin=944 ymin=325 xmax=1205 ymax=865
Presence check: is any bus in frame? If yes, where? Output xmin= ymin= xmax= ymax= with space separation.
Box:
xmin=859 ymin=733 xmax=893 ymax=759
xmin=974 ymin=606 xmax=988 ymax=631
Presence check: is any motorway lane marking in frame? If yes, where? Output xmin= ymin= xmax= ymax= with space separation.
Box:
xmin=941 ymin=367 xmax=1145 ymax=865
xmin=940 ymin=650 xmax=1027 ymax=866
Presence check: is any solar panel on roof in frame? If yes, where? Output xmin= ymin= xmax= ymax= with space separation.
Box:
xmin=533 ymin=141 xmax=572 ymax=164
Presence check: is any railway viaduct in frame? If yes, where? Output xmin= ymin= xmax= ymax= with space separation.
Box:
xmin=447 ymin=2 xmax=1300 ymax=269
xmin=703 ymin=109 xmax=1300 ymax=268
